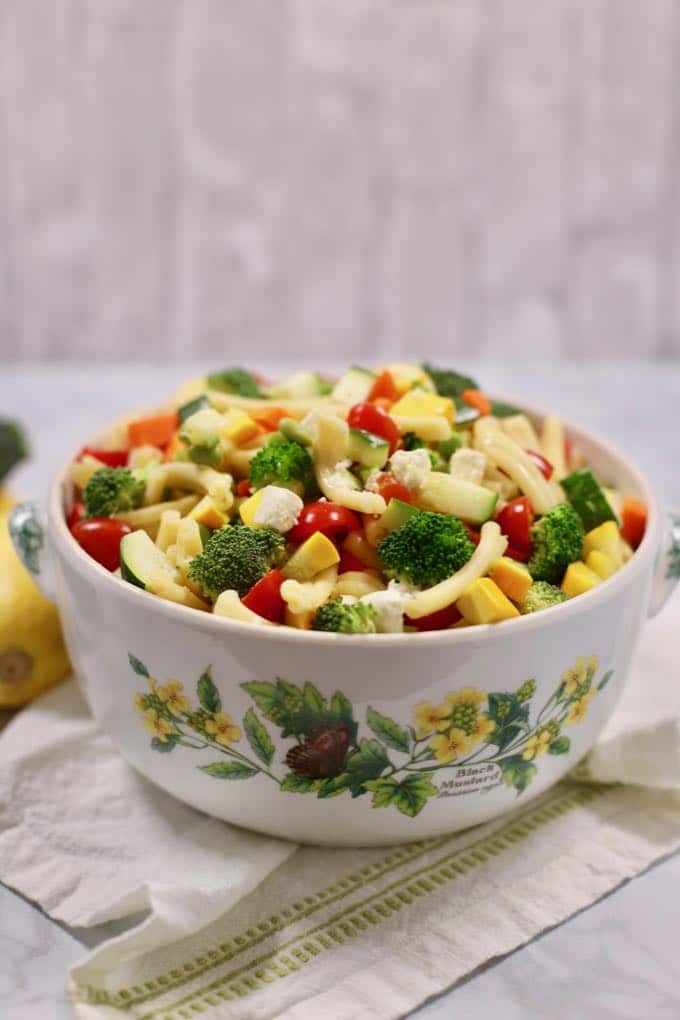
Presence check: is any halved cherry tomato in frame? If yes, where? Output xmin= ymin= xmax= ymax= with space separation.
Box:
xmin=504 ymin=545 xmax=531 ymax=563
xmin=71 ymin=518 xmax=131 ymax=571
xmin=464 ymin=525 xmax=481 ymax=546
xmin=409 ymin=603 xmax=463 ymax=632
xmin=496 ymin=497 xmax=534 ymax=554
xmin=525 ymin=449 xmax=554 ymax=480
xmin=242 ymin=569 xmax=286 ymax=622
xmin=370 ymin=472 xmax=413 ymax=505
xmin=288 ymin=502 xmax=361 ymax=545
xmin=620 ymin=498 xmax=647 ymax=548
xmin=236 ymin=479 xmax=252 ymax=497
xmin=347 ymin=403 xmax=400 ymax=454
xmin=368 ymin=370 xmax=399 ymax=403
xmin=80 ymin=446 xmax=129 ymax=468
xmin=337 ymin=548 xmax=367 ymax=574
xmin=67 ymin=501 xmax=85 ymax=530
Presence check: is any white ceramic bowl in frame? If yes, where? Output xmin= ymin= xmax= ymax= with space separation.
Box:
xmin=10 ymin=405 xmax=679 ymax=846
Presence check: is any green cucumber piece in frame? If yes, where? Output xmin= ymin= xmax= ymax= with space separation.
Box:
xmin=178 ymin=395 xmax=209 ymax=424
xmin=267 ymin=371 xmax=327 ymax=400
xmin=437 ymin=433 xmax=463 ymax=460
xmin=278 ymin=417 xmax=313 ymax=446
xmin=561 ymin=468 xmax=618 ymax=532
xmin=378 ymin=498 xmax=418 ymax=532
xmin=348 ymin=428 xmax=390 ymax=469
xmin=331 ymin=367 xmax=375 ymax=404
xmin=418 ymin=473 xmax=498 ymax=525
xmin=120 ymin=531 xmax=172 ymax=590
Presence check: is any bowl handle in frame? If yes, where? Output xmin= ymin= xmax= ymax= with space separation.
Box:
xmin=648 ymin=509 xmax=680 ymax=618
xmin=8 ymin=501 xmax=57 ymax=602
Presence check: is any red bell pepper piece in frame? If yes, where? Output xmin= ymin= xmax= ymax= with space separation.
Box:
xmin=80 ymin=446 xmax=129 ymax=468
xmin=409 ymin=603 xmax=463 ymax=632
xmin=242 ymin=569 xmax=286 ymax=623
xmin=525 ymin=449 xmax=554 ymax=480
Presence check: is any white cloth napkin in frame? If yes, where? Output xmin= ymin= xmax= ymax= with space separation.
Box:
xmin=1 ymin=593 xmax=679 ymax=1020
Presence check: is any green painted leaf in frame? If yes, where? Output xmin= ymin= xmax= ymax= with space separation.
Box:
xmin=498 ymin=755 xmax=537 ymax=794
xmin=329 ymin=691 xmax=354 ymax=724
xmin=280 ymin=773 xmax=324 ymax=793
xmin=366 ymin=707 xmax=410 ymax=753
xmin=364 ymin=773 xmax=438 ymax=817
xmin=487 ymin=693 xmax=529 ymax=749
xmin=346 ymin=738 xmax=390 ymax=780
xmin=151 ymin=735 xmax=178 ymax=753
xmin=197 ymin=667 xmax=221 ymax=714
xmin=242 ymin=679 xmax=305 ymax=737
xmin=597 ymin=669 xmax=613 ymax=692
xmin=199 ymin=761 xmax=259 ymax=779
xmin=548 ymin=736 xmax=571 ymax=755
xmin=243 ymin=708 xmax=274 ymax=766
xmin=317 ymin=773 xmax=353 ymax=799
xmin=491 ymin=723 xmax=524 ymax=753
xmin=129 ymin=653 xmax=149 ymax=677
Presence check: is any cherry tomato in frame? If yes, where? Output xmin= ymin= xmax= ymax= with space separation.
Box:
xmin=337 ymin=548 xmax=368 ymax=574
xmin=71 ymin=518 xmax=132 ymax=571
xmin=496 ymin=497 xmax=534 ymax=554
xmin=347 ymin=403 xmax=400 ymax=454
xmin=288 ymin=502 xmax=361 ymax=545
xmin=504 ymin=544 xmax=531 ymax=563
xmin=236 ymin=479 xmax=252 ymax=497
xmin=409 ymin=603 xmax=463 ymax=632
xmin=370 ymin=472 xmax=413 ymax=505
xmin=67 ymin=501 xmax=85 ymax=530
xmin=80 ymin=446 xmax=129 ymax=468
xmin=525 ymin=449 xmax=554 ymax=480
xmin=242 ymin=569 xmax=286 ymax=623
xmin=464 ymin=524 xmax=481 ymax=546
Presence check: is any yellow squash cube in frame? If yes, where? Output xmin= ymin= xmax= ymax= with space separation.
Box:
xmin=490 ymin=557 xmax=532 ymax=603
xmin=284 ymin=606 xmax=316 ymax=630
xmin=239 ymin=489 xmax=265 ymax=527
xmin=282 ymin=532 xmax=340 ymax=582
xmin=585 ymin=549 xmax=617 ymax=580
xmin=561 ymin=561 xmax=602 ymax=598
xmin=583 ymin=521 xmax=623 ymax=565
xmin=456 ymin=578 xmax=520 ymax=624
xmin=390 ymin=392 xmax=455 ymax=424
xmin=189 ymin=495 xmax=229 ymax=531
xmin=220 ymin=409 xmax=259 ymax=446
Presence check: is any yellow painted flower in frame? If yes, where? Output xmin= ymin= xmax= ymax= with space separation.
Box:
xmin=469 ymin=713 xmax=495 ymax=746
xmin=566 ymin=692 xmax=593 ymax=725
xmin=155 ymin=680 xmax=190 ymax=717
xmin=412 ymin=701 xmax=451 ymax=739
xmin=561 ymin=656 xmax=597 ymax=696
xmin=430 ymin=728 xmax=475 ymax=764
xmin=445 ymin=687 xmax=486 ymax=708
xmin=142 ymin=708 xmax=176 ymax=742
xmin=522 ymin=729 xmax=552 ymax=761
xmin=205 ymin=712 xmax=241 ymax=746
xmin=134 ymin=693 xmax=146 ymax=712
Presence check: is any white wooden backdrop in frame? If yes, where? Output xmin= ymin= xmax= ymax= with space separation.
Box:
xmin=1 ymin=0 xmax=679 ymax=364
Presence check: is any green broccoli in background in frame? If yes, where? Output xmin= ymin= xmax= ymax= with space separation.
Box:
xmin=520 ymin=581 xmax=567 ymax=614
xmin=528 ymin=504 xmax=583 ymax=584
xmin=188 ymin=525 xmax=285 ymax=598
xmin=378 ymin=509 xmax=475 ymax=587
xmin=0 ymin=419 xmax=28 ymax=484
xmin=312 ymin=599 xmax=378 ymax=634
xmin=206 ymin=368 xmax=263 ymax=398
xmin=83 ymin=467 xmax=145 ymax=518
xmin=249 ymin=435 xmax=316 ymax=497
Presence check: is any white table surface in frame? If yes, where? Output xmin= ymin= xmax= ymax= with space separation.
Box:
xmin=1 ymin=360 xmax=679 ymax=1020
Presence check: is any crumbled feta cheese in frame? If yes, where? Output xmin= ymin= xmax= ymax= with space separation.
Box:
xmin=323 ymin=459 xmax=354 ymax=490
xmin=360 ymin=589 xmax=406 ymax=633
xmin=364 ymin=469 xmax=382 ymax=493
xmin=387 ymin=577 xmax=421 ymax=599
xmin=389 ymin=448 xmax=432 ymax=491
xmin=450 ymin=448 xmax=487 ymax=485
xmin=253 ymin=485 xmax=303 ymax=533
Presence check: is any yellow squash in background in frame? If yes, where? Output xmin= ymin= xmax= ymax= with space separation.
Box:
xmin=0 ymin=424 xmax=71 ymax=707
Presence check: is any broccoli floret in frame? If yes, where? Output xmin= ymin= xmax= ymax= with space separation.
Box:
xmin=520 ymin=581 xmax=567 ymax=614
xmin=402 ymin=431 xmax=426 ymax=451
xmin=188 ymin=525 xmax=285 ymax=599
xmin=206 ymin=368 xmax=262 ymax=398
xmin=378 ymin=509 xmax=475 ymax=586
xmin=312 ymin=599 xmax=378 ymax=634
xmin=83 ymin=467 xmax=145 ymax=518
xmin=528 ymin=504 xmax=583 ymax=584
xmin=249 ymin=436 xmax=315 ymax=496
xmin=0 ymin=419 xmax=28 ymax=484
